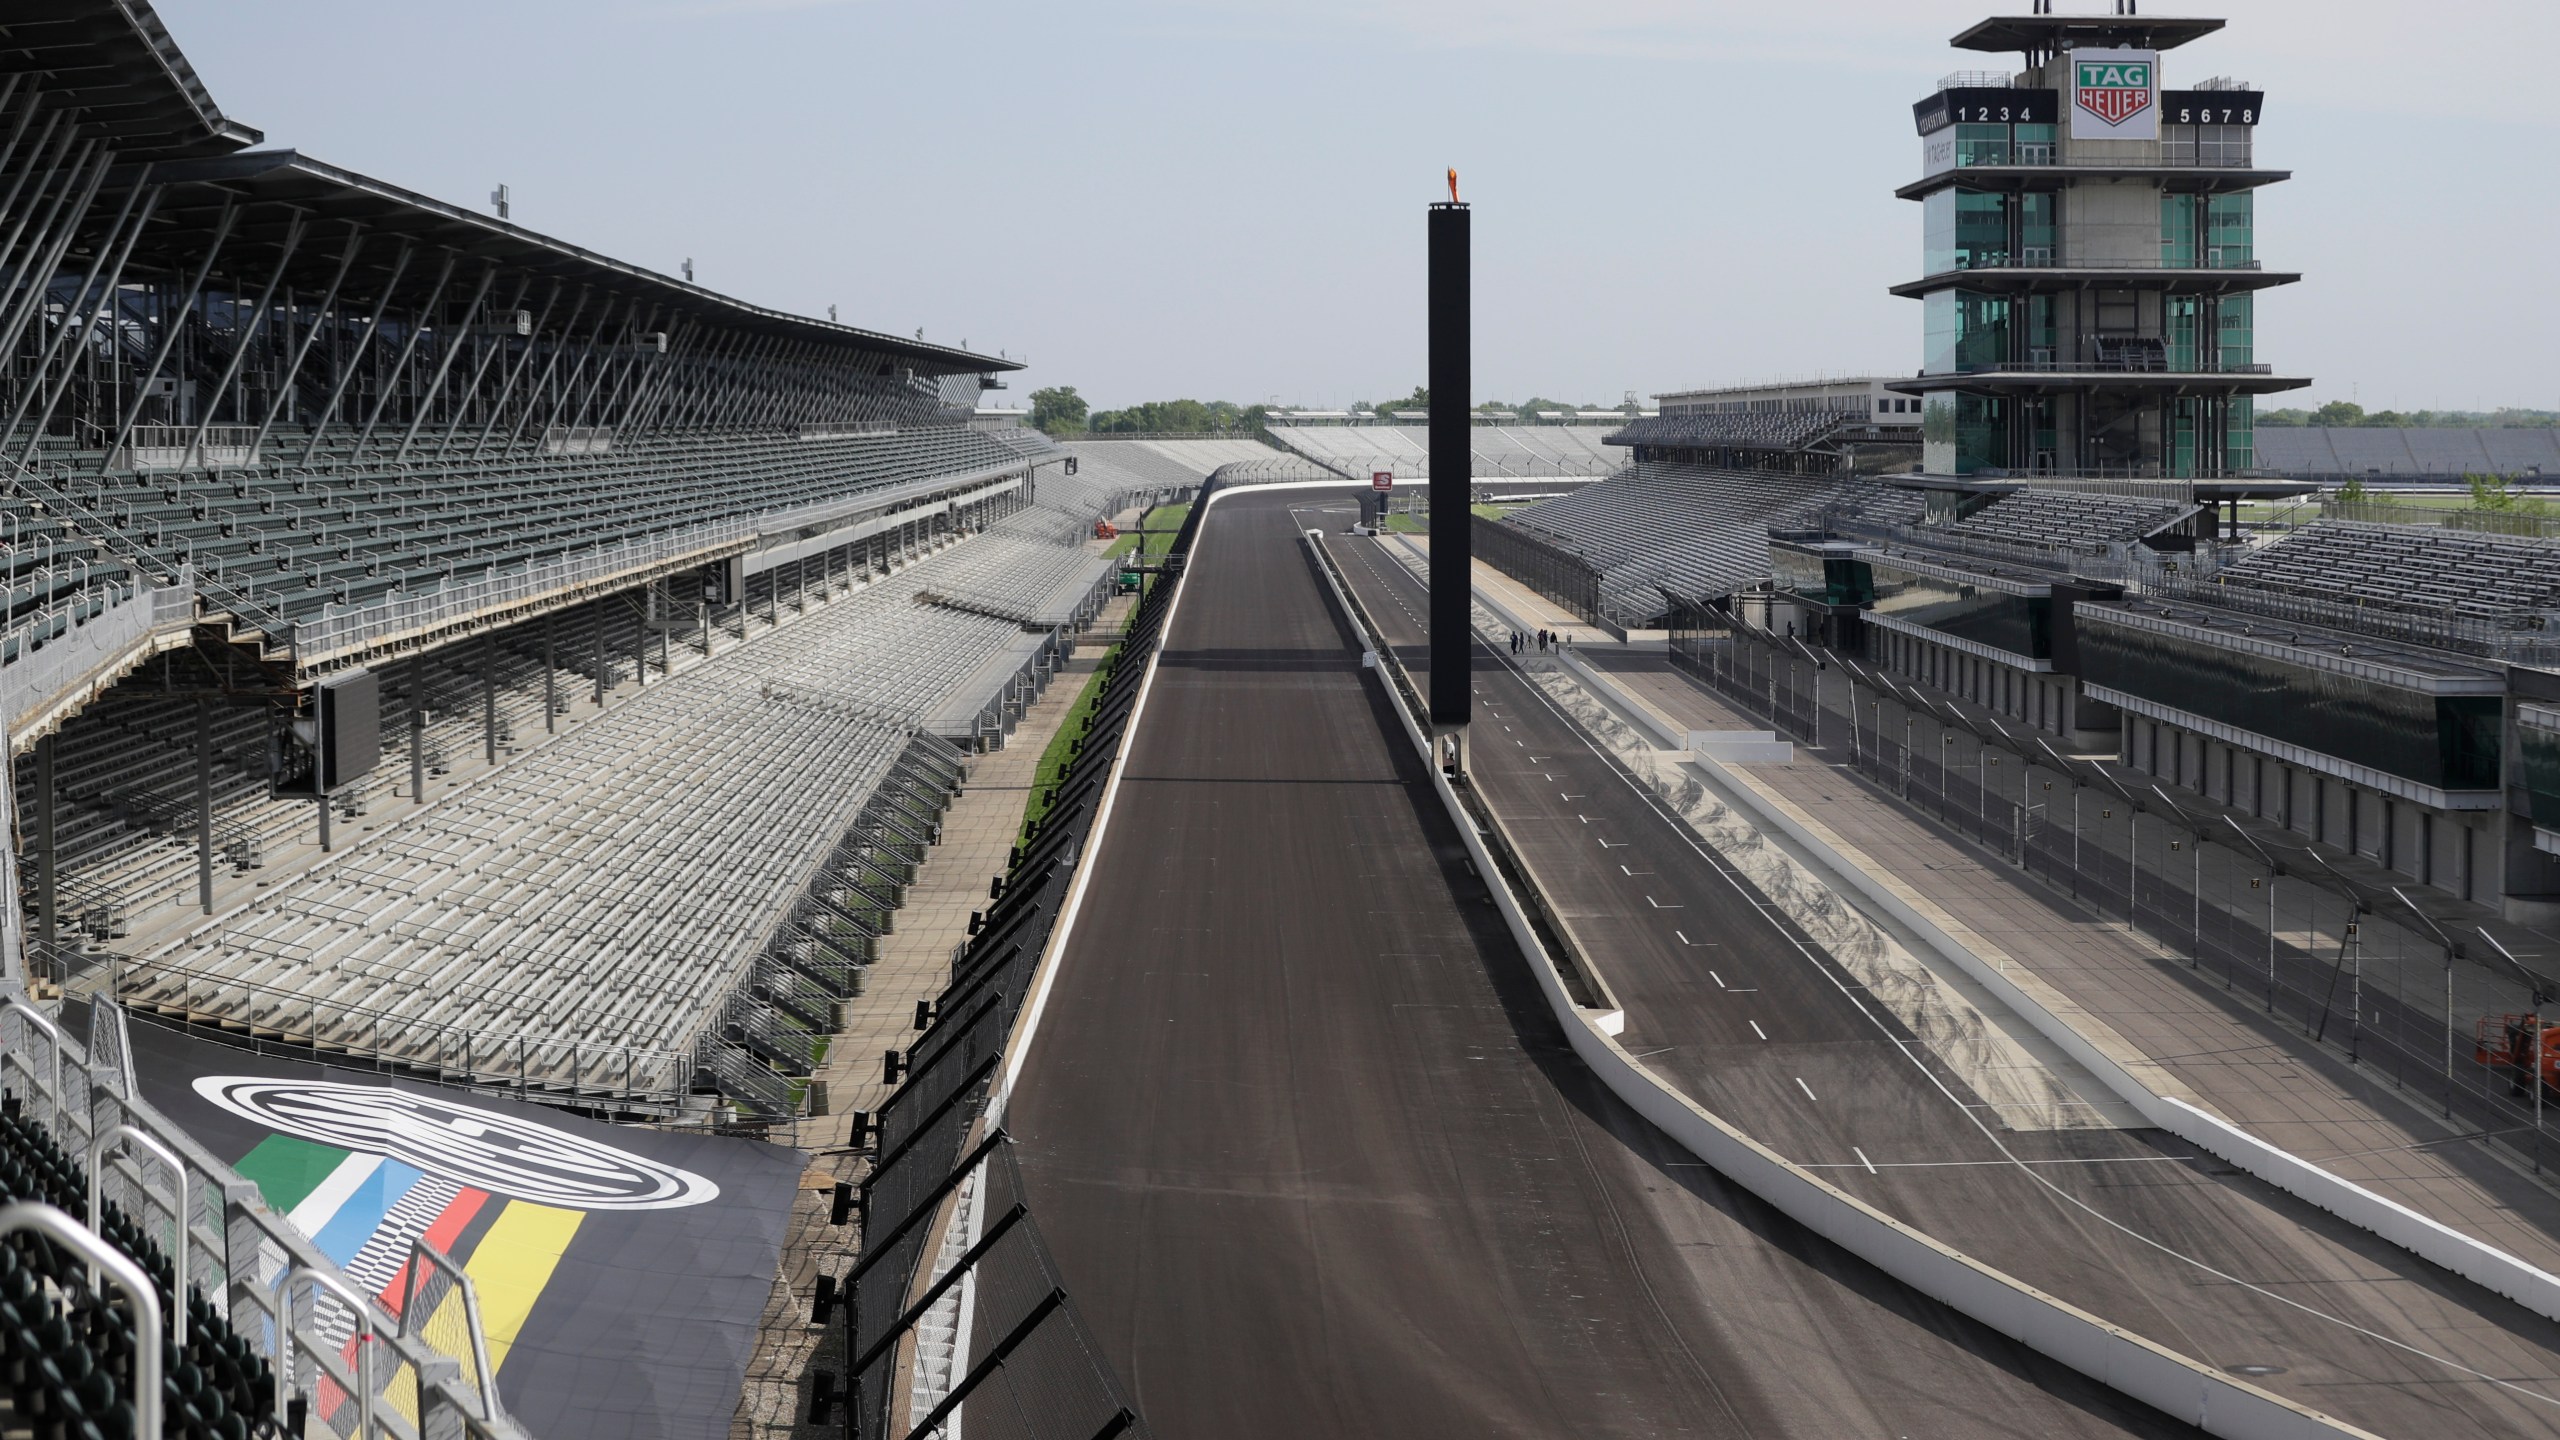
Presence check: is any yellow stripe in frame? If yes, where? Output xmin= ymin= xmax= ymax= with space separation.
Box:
xmin=370 ymin=1202 xmax=587 ymax=1426
xmin=459 ymin=1201 xmax=585 ymax=1373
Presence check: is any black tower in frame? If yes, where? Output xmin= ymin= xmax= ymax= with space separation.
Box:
xmin=1427 ymin=196 xmax=1470 ymax=732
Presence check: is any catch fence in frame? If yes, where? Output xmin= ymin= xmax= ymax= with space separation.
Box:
xmin=1675 ymin=611 xmax=2560 ymax=1175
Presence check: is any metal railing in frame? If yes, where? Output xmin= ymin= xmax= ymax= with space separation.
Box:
xmin=1936 ymin=250 xmax=2263 ymax=273
xmin=113 ymin=424 xmax=260 ymax=472
xmin=1675 ymin=621 xmax=2560 ymax=1181
xmin=286 ymin=511 xmax=757 ymax=662
xmin=0 ymin=572 xmax=194 ymax=737
xmin=105 ymin=954 xmax=694 ymax=1110
xmin=1 ymin=998 xmax=533 ymax=1440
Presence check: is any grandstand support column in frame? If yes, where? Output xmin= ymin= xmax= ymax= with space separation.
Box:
xmin=543 ymin=615 xmax=558 ymax=735
xmin=33 ymin=733 xmax=54 ymax=966
xmin=195 ymin=700 xmax=213 ymax=914
xmin=632 ymin=589 xmax=650 ymax=688
xmin=248 ymin=226 xmax=368 ymax=457
xmin=408 ymin=660 xmax=426 ymax=804
xmin=592 ymin=598 xmax=608 ymax=707
xmin=482 ymin=632 xmax=498 ymax=766
xmin=1426 ymin=192 xmax=1472 ymax=732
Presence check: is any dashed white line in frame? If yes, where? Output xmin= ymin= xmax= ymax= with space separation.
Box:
xmin=1645 ymin=895 xmax=1683 ymax=909
xmin=1796 ymin=1077 xmax=1819 ymax=1103
xmin=1853 ymin=1146 xmax=1877 ymax=1175
xmin=1709 ymin=971 xmax=1725 ymax=989
xmin=1748 ymin=1021 xmax=1768 ymax=1040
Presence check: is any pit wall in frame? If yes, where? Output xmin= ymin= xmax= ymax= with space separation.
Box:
xmin=1402 ymin=529 xmax=2560 ymax=1332
xmin=1303 ymin=529 xmax=2377 ymax=1440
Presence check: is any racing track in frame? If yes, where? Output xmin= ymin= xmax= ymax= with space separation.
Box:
xmin=1332 ymin=518 xmax=2560 ymax=1438
xmin=1007 ymin=487 xmax=2186 ymax=1439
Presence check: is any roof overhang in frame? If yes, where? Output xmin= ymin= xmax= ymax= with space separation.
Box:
xmin=1891 ymin=268 xmax=2301 ymax=300
xmin=1898 ymin=165 xmax=2287 ymax=201
xmin=107 ymin=150 xmax=1018 ymax=373
xmin=1950 ymin=15 xmax=2225 ymax=54
xmin=1890 ymin=372 xmax=2313 ymax=398
xmin=0 ymin=0 xmax=260 ymax=160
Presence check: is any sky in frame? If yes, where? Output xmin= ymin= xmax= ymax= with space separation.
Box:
xmin=154 ymin=0 xmax=2560 ymax=414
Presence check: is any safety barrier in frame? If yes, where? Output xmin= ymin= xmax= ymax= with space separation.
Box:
xmin=1301 ymin=532 xmax=2377 ymax=1440
xmin=1677 ymin=615 xmax=2560 ymax=1325
xmin=802 ymin=491 xmax=1211 ymax=1440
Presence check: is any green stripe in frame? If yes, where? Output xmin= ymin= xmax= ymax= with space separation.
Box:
xmin=233 ymin=1134 xmax=349 ymax=1214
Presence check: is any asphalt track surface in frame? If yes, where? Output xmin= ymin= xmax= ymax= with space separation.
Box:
xmin=1332 ymin=517 xmax=2560 ymax=1438
xmin=1009 ymin=489 xmax=2189 ymax=1439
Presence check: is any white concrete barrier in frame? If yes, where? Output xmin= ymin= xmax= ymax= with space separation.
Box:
xmin=1660 ymin=734 xmax=2560 ymax=1331
xmin=1304 ymin=531 xmax=2378 ymax=1440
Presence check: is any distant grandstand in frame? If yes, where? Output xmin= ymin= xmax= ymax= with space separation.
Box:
xmin=1265 ymin=418 xmax=1623 ymax=481
xmin=2255 ymin=425 xmax=2560 ymax=482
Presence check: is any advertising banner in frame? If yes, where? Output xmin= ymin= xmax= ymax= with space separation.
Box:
xmin=2069 ymin=47 xmax=2159 ymax=140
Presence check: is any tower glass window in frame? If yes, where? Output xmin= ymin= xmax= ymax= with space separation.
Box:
xmin=2207 ymin=191 xmax=2254 ymax=266
xmin=1925 ymin=189 xmax=2012 ymax=272
xmin=1923 ymin=291 xmax=2010 ymax=375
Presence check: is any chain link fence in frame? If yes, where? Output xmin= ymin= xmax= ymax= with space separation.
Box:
xmin=1675 ymin=612 xmax=2560 ymax=1176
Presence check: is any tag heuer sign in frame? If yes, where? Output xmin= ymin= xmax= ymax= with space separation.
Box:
xmin=2070 ymin=47 xmax=2159 ymax=140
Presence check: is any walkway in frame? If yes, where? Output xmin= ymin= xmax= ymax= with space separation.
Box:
xmin=728 ymin=593 xmax=1127 ymax=1440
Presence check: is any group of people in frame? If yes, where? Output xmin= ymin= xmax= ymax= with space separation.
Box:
xmin=1507 ymin=628 xmax=1560 ymax=655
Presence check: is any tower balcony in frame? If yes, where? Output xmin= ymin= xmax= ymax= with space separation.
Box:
xmin=1892 ymin=255 xmax=2300 ymax=299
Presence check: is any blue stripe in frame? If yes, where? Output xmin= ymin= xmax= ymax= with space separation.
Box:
xmin=310 ymin=1158 xmax=426 ymax=1265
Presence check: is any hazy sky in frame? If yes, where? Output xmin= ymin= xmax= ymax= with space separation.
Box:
xmin=156 ymin=1 xmax=2558 ymax=413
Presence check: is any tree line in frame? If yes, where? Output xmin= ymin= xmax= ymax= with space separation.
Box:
xmin=2260 ymin=401 xmax=2559 ymax=428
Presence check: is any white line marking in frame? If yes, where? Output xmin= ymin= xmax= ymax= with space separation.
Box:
xmin=1748 ymin=1021 xmax=1767 ymax=1040
xmin=1854 ymin=1146 xmax=1877 ymax=1174
xmin=1796 ymin=1077 xmax=1819 ymax=1103
xmin=1709 ymin=971 xmax=1725 ymax=989
xmin=1646 ymin=895 xmax=1682 ymax=909
xmin=1619 ymin=864 xmax=1653 ymax=876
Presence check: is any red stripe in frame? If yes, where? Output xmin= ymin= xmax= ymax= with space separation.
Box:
xmin=316 ymin=1186 xmax=496 ymax=1424
xmin=378 ymin=1186 xmax=493 ymax=1317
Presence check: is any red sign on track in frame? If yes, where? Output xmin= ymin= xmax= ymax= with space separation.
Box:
xmin=1371 ymin=471 xmax=1393 ymax=491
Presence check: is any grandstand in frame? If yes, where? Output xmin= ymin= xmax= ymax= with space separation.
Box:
xmin=2255 ymin=426 xmax=2560 ymax=481
xmin=0 ymin=3 xmax=1198 ymax=1431
xmin=0 ymin=0 xmax=1190 ymax=1124
xmin=2207 ymin=520 xmax=2560 ymax=629
xmin=1494 ymin=460 xmax=1858 ymax=627
xmin=1265 ymin=420 xmax=1621 ymax=480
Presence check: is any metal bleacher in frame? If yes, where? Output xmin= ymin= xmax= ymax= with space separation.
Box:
xmin=1501 ymin=459 xmax=1855 ymax=624
xmin=112 ymin=545 xmax=1074 ymax=1112
xmin=1947 ymin=488 xmax=2200 ymax=550
xmin=20 ymin=423 xmax=1028 ymax=666
xmin=2211 ymin=519 xmax=2560 ymax=625
xmin=1265 ymin=423 xmax=1620 ymax=480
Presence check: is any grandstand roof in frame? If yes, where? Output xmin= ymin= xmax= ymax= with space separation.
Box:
xmin=0 ymin=0 xmax=261 ymax=160
xmin=129 ymin=149 xmax=1016 ymax=372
